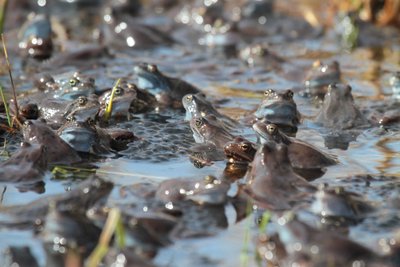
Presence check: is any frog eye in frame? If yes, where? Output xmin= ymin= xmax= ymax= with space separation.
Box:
xmin=264 ymin=89 xmax=274 ymax=97
xmin=266 ymin=124 xmax=277 ymax=134
xmin=285 ymin=90 xmax=294 ymax=99
xmin=69 ymin=78 xmax=79 ymax=87
xmin=185 ymin=95 xmax=193 ymax=103
xmin=195 ymin=118 xmax=203 ymax=128
xmin=114 ymin=87 xmax=124 ymax=96
xmin=240 ymin=142 xmax=250 ymax=151
xmin=78 ymin=96 xmax=87 ymax=106
xmin=147 ymin=64 xmax=158 ymax=73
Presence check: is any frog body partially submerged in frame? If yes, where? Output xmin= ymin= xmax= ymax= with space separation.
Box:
xmin=315 ymin=83 xmax=368 ymax=130
xmin=182 ymin=93 xmax=238 ymax=130
xmin=255 ymin=89 xmax=301 ymax=136
xmin=245 ymin=143 xmax=315 ymax=210
xmin=0 ymin=142 xmax=47 ymax=183
xmin=253 ymin=122 xmax=337 ymax=179
xmin=22 ymin=119 xmax=81 ymax=164
xmin=134 ymin=63 xmax=201 ymax=109
xmin=303 ymin=60 xmax=341 ymax=97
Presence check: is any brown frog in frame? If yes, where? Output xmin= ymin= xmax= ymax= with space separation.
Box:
xmin=98 ymin=81 xmax=156 ymax=119
xmin=190 ymin=115 xmax=235 ymax=149
xmin=245 ymin=143 xmax=315 ymax=210
xmin=57 ymin=118 xmax=114 ymax=157
xmin=223 ymin=136 xmax=257 ymax=164
xmin=134 ymin=63 xmax=201 ymax=109
xmin=22 ymin=119 xmax=81 ymax=164
xmin=255 ymin=89 xmax=301 ymax=136
xmin=315 ymin=83 xmax=368 ymax=130
xmin=0 ymin=142 xmax=47 ymax=183
xmin=303 ymin=60 xmax=341 ymax=98
xmin=253 ymin=122 xmax=337 ymax=180
xmin=271 ymin=214 xmax=393 ymax=266
xmin=155 ymin=175 xmax=230 ymax=205
xmin=182 ymin=93 xmax=238 ymax=131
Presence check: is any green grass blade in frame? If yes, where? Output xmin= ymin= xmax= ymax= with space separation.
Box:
xmin=0 ymin=0 xmax=8 ymax=34
xmin=103 ymin=78 xmax=121 ymax=122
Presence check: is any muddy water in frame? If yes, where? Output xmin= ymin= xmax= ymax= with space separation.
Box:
xmin=0 ymin=4 xmax=400 ymax=267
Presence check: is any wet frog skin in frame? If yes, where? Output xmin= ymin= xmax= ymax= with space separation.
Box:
xmin=189 ymin=115 xmax=235 ymax=149
xmin=18 ymin=14 xmax=53 ymax=60
xmin=134 ymin=63 xmax=201 ymax=108
xmin=246 ymin=143 xmax=315 ymax=210
xmin=22 ymin=119 xmax=81 ymax=164
xmin=0 ymin=176 xmax=113 ymax=225
xmin=57 ymin=118 xmax=114 ymax=156
xmin=182 ymin=93 xmax=237 ymax=130
xmin=315 ymin=83 xmax=368 ymax=130
xmin=155 ymin=175 xmax=230 ymax=205
xmin=253 ymin=122 xmax=338 ymax=170
xmin=255 ymin=89 xmax=301 ymax=135
xmin=0 ymin=142 xmax=47 ymax=183
xmin=303 ymin=60 xmax=341 ymax=97
xmin=223 ymin=136 xmax=257 ymax=164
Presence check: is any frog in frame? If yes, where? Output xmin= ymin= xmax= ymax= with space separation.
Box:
xmin=53 ymin=72 xmax=97 ymax=100
xmin=303 ymin=60 xmax=341 ymax=98
xmin=63 ymin=95 xmax=100 ymax=122
xmin=101 ymin=4 xmax=175 ymax=49
xmin=189 ymin=115 xmax=235 ymax=149
xmin=57 ymin=118 xmax=114 ymax=157
xmin=18 ymin=13 xmax=53 ymax=60
xmin=245 ymin=143 xmax=315 ymax=210
xmin=182 ymin=93 xmax=238 ymax=130
xmin=155 ymin=175 xmax=230 ymax=205
xmin=239 ymin=43 xmax=285 ymax=69
xmin=0 ymin=142 xmax=47 ymax=183
xmin=309 ymin=185 xmax=373 ymax=221
xmin=315 ymin=83 xmax=368 ymax=130
xmin=0 ymin=176 xmax=113 ymax=225
xmin=270 ymin=214 xmax=391 ymax=266
xmin=22 ymin=119 xmax=81 ymax=164
xmin=98 ymin=81 xmax=156 ymax=119
xmin=254 ymin=89 xmax=301 ymax=136
xmin=223 ymin=136 xmax=257 ymax=164
xmin=253 ymin=122 xmax=338 ymax=180
xmin=134 ymin=63 xmax=201 ymax=109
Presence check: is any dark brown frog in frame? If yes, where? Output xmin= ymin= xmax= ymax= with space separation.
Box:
xmin=245 ymin=143 xmax=315 ymax=210
xmin=0 ymin=142 xmax=47 ymax=183
xmin=22 ymin=119 xmax=81 ymax=164
xmin=223 ymin=136 xmax=257 ymax=164
xmin=253 ymin=122 xmax=337 ymax=180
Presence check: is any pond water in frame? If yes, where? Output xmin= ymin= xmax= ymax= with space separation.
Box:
xmin=0 ymin=1 xmax=399 ymax=266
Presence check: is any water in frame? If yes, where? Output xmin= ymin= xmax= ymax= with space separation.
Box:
xmin=0 ymin=1 xmax=400 ymax=266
